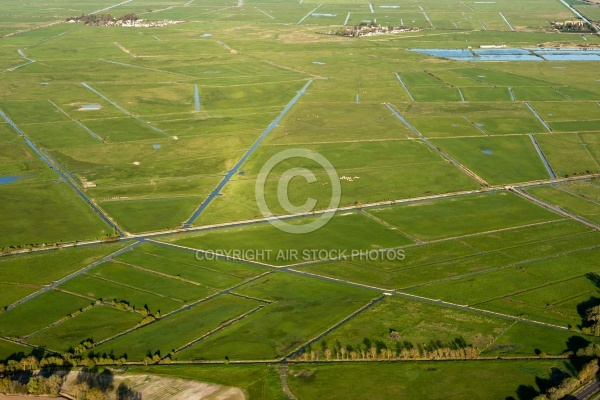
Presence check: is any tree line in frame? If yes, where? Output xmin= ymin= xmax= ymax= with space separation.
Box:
xmin=296 ymin=335 xmax=478 ymax=361
xmin=0 ymin=233 xmax=120 ymax=257
xmin=508 ymin=342 xmax=600 ymax=400
xmin=0 ymin=354 xmax=140 ymax=400
xmin=0 ymin=352 xmax=127 ymax=399
xmin=531 ymin=343 xmax=600 ymax=400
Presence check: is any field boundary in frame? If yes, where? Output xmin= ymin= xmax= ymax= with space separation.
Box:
xmin=182 ymin=80 xmax=314 ymax=228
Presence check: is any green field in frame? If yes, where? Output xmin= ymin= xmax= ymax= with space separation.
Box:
xmin=406 ymin=246 xmax=600 ymax=315
xmin=59 ymin=274 xmax=184 ymax=315
xmin=113 ymin=245 xmax=263 ymax=287
xmin=0 ymin=242 xmax=127 ymax=284
xmin=177 ymin=272 xmax=375 ymax=360
xmin=317 ymin=296 xmax=514 ymax=354
xmin=296 ymin=219 xmax=596 ymax=291
xmin=429 ymin=136 xmax=551 ymax=184
xmin=165 ymin=212 xmax=414 ymax=265
xmin=0 ymin=290 xmax=93 ymax=338
xmin=128 ymin=242 xmax=269 ymax=279
xmin=27 ymin=306 xmax=141 ymax=351
xmin=367 ymin=191 xmax=560 ymax=241
xmin=98 ymin=197 xmax=203 ymax=233
xmin=0 ymin=0 xmax=599 ymax=398
xmin=286 ymin=360 xmax=573 ymax=400
xmin=527 ymin=184 xmax=600 ymax=225
xmin=0 ymin=340 xmax=32 ymax=361
xmin=95 ymin=295 xmax=262 ymax=360
xmin=88 ymin=261 xmax=214 ymax=303
xmin=0 ymin=181 xmax=113 ymax=248
xmin=0 ymin=284 xmax=38 ymax=310
xmin=536 ymin=133 xmax=600 ymax=177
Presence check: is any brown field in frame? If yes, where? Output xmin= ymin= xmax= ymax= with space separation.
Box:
xmin=61 ymin=371 xmax=245 ymax=400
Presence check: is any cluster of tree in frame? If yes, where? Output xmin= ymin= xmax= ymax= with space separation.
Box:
xmin=69 ymin=370 xmax=142 ymax=400
xmin=69 ymin=382 xmax=141 ymax=400
xmin=71 ymin=382 xmax=105 ymax=400
xmin=67 ymin=13 xmax=139 ymax=25
xmin=582 ymin=305 xmax=600 ymax=336
xmin=325 ymin=21 xmax=418 ymax=38
xmin=66 ymin=303 xmax=95 ymax=320
xmin=0 ymin=356 xmax=64 ymax=395
xmin=0 ymin=375 xmax=62 ymax=396
xmin=0 ymin=349 xmax=149 ymax=399
xmin=71 ymin=368 xmax=118 ymax=400
xmin=551 ymin=20 xmax=595 ymax=32
xmin=297 ymin=336 xmax=477 ymax=361
xmin=0 ymin=348 xmax=129 ymax=375
xmin=577 ymin=343 xmax=600 ymax=358
xmin=144 ymin=351 xmax=166 ymax=365
xmin=106 ymin=299 xmax=159 ymax=321
xmin=533 ymin=359 xmax=598 ymax=400
xmin=0 ymin=337 xmax=170 ymax=375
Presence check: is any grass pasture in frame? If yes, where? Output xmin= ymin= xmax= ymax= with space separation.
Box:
xmin=94 ymin=295 xmax=261 ymax=360
xmin=406 ymin=246 xmax=600 ymax=321
xmin=165 ymin=212 xmax=413 ymax=266
xmin=287 ymin=360 xmax=571 ymax=400
xmin=113 ymin=247 xmax=253 ymax=288
xmin=460 ymin=87 xmax=513 ymax=102
xmin=0 ymin=290 xmax=92 ymax=338
xmin=263 ymin=103 xmax=416 ymax=144
xmin=27 ymin=306 xmax=140 ymax=351
xmin=129 ymin=243 xmax=268 ymax=279
xmin=177 ymin=272 xmax=375 ymax=360
xmin=367 ymin=191 xmax=560 ymax=241
xmin=559 ymin=179 xmax=600 ymax=201
xmin=59 ymin=274 xmax=184 ymax=315
xmin=429 ymin=135 xmax=550 ymax=184
xmin=0 ymin=242 xmax=126 ymax=284
xmin=408 ymin=86 xmax=463 ymax=102
xmin=481 ymin=275 xmax=598 ymax=328
xmin=191 ymin=137 xmax=480 ymax=225
xmin=89 ymin=261 xmax=214 ymax=304
xmin=0 ymin=180 xmax=112 ymax=248
xmin=511 ymin=87 xmax=570 ymax=102
xmin=535 ymin=133 xmax=600 ymax=177
xmin=527 ymin=185 xmax=600 ymax=225
xmin=0 ymin=340 xmax=32 ymax=362
xmin=0 ymin=284 xmax=38 ymax=310
xmin=318 ymin=296 xmax=512 ymax=353
xmin=0 ymin=0 xmax=599 ymax=397
xmin=98 ymin=197 xmax=202 ymax=233
xmin=407 ymin=116 xmax=485 ymax=138
xmin=296 ymin=220 xmax=594 ymax=291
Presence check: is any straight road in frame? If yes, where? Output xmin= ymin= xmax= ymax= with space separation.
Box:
xmin=576 ymin=379 xmax=600 ymax=400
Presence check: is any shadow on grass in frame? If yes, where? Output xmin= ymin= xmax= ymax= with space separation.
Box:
xmin=506 ymin=335 xmax=592 ymax=400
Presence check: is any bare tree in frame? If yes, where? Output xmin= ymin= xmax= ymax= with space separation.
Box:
xmin=370 ymin=347 xmax=377 ymax=360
